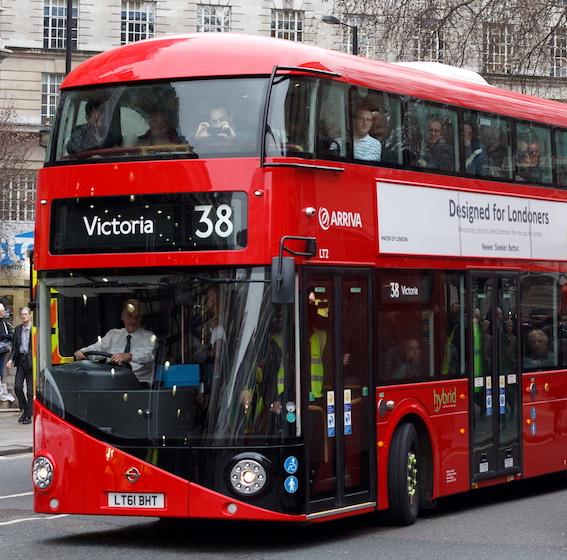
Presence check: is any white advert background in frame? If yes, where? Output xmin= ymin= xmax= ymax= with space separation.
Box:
xmin=377 ymin=181 xmax=567 ymax=260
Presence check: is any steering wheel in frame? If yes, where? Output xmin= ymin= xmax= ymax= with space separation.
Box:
xmin=82 ymin=350 xmax=132 ymax=369
xmin=83 ymin=351 xmax=112 ymax=359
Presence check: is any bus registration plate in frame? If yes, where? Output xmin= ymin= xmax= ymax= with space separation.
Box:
xmin=108 ymin=492 xmax=165 ymax=508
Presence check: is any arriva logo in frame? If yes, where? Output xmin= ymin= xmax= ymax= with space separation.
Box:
xmin=83 ymin=216 xmax=154 ymax=236
xmin=433 ymin=387 xmax=457 ymax=413
xmin=318 ymin=207 xmax=363 ymax=231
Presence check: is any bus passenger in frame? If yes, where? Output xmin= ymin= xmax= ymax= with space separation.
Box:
xmin=483 ymin=127 xmax=508 ymax=177
xmin=462 ymin=120 xmax=487 ymax=175
xmin=67 ymin=99 xmax=122 ymax=155
xmin=418 ymin=117 xmax=454 ymax=172
xmin=74 ymin=299 xmax=157 ymax=384
xmin=371 ymin=111 xmax=400 ymax=163
xmin=137 ymin=109 xmax=186 ymax=146
xmin=195 ymin=106 xmax=236 ymax=141
xmin=524 ymin=328 xmax=554 ymax=369
xmin=352 ymin=105 xmax=381 ymax=161
xmin=516 ymin=138 xmax=545 ymax=183
xmin=392 ymin=338 xmax=421 ymax=380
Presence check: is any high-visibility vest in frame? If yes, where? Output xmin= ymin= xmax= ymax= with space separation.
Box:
xmin=473 ymin=319 xmax=482 ymax=378
xmin=310 ymin=329 xmax=326 ymax=398
xmin=273 ymin=334 xmax=285 ymax=396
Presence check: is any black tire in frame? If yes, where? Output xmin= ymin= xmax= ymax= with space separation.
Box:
xmin=388 ymin=422 xmax=420 ymax=526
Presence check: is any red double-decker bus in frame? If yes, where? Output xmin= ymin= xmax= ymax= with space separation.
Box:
xmin=32 ymin=33 xmax=567 ymax=525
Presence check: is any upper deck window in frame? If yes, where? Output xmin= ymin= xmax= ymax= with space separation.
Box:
xmin=514 ymin=122 xmax=552 ymax=185
xmin=407 ymin=100 xmax=459 ymax=173
xmin=462 ymin=111 xmax=513 ymax=179
xmin=51 ymin=78 xmax=267 ymax=164
xmin=349 ymin=86 xmax=403 ymax=165
xmin=266 ymin=76 xmax=317 ymax=157
xmin=554 ymin=129 xmax=567 ymax=187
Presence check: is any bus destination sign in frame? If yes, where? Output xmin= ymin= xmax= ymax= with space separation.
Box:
xmin=50 ymin=192 xmax=247 ymax=254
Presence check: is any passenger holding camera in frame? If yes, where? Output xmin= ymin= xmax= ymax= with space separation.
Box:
xmin=195 ymin=106 xmax=236 ymax=141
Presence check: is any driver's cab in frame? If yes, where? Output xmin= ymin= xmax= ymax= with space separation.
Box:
xmin=37 ymin=268 xmax=294 ymax=445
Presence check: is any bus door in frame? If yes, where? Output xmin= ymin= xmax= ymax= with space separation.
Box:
xmin=303 ymin=269 xmax=374 ymax=515
xmin=470 ymin=272 xmax=521 ymax=481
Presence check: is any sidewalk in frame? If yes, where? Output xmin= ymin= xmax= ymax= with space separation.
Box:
xmin=0 ymin=365 xmax=33 ymax=456
xmin=0 ymin=409 xmax=33 ymax=456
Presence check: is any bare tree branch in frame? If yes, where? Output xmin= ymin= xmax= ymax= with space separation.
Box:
xmin=324 ymin=0 xmax=567 ymax=96
xmin=0 ymin=97 xmax=36 ymax=193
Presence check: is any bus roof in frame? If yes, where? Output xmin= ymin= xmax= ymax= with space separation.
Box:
xmin=62 ymin=33 xmax=567 ymax=128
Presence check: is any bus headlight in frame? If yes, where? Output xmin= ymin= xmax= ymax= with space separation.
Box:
xmin=229 ymin=457 xmax=267 ymax=496
xmin=33 ymin=456 xmax=54 ymax=490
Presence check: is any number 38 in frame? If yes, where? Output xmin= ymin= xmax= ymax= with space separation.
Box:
xmin=194 ymin=204 xmax=234 ymax=239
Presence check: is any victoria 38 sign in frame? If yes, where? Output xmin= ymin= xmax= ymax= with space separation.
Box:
xmin=50 ymin=192 xmax=247 ymax=254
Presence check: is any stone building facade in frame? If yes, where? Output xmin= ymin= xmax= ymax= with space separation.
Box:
xmin=0 ymin=0 xmax=566 ymax=319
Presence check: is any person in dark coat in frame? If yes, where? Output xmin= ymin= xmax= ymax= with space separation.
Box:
xmin=418 ymin=117 xmax=455 ymax=172
xmin=7 ymin=307 xmax=32 ymax=423
xmin=0 ymin=303 xmax=13 ymax=381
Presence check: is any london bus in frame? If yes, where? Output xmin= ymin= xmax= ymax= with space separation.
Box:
xmin=32 ymin=33 xmax=567 ymax=526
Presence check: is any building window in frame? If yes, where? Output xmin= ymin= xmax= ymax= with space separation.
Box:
xmin=550 ymin=28 xmax=567 ymax=77
xmin=0 ymin=173 xmax=36 ymax=222
xmin=121 ymin=1 xmax=155 ymax=45
xmin=43 ymin=0 xmax=78 ymax=50
xmin=41 ymin=73 xmax=64 ymax=126
xmin=197 ymin=5 xmax=231 ymax=32
xmin=271 ymin=9 xmax=304 ymax=42
xmin=340 ymin=16 xmax=376 ymax=58
xmin=413 ymin=19 xmax=444 ymax=63
xmin=483 ymin=23 xmax=515 ymax=74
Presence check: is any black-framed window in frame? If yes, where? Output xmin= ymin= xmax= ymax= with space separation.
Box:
xmin=554 ymin=128 xmax=567 ymax=187
xmin=520 ymin=273 xmax=560 ymax=372
xmin=515 ymin=122 xmax=552 ymax=185
xmin=376 ymin=270 xmax=466 ymax=385
xmin=406 ymin=100 xmax=459 ymax=173
xmin=462 ymin=110 xmax=512 ymax=179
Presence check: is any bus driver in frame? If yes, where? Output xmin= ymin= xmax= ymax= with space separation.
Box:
xmin=74 ymin=299 xmax=157 ymax=384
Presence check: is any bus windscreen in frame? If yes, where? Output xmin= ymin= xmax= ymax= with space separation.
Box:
xmin=52 ymin=78 xmax=267 ymax=163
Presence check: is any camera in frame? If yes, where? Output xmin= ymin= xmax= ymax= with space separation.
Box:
xmin=208 ymin=126 xmax=225 ymax=135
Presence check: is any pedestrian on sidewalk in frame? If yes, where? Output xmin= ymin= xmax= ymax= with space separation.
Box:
xmin=0 ymin=303 xmax=13 ymax=382
xmin=7 ymin=307 xmax=32 ymax=424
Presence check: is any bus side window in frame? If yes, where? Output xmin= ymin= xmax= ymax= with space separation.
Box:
xmin=476 ymin=114 xmax=513 ymax=180
xmin=266 ymin=76 xmax=317 ymax=157
xmin=376 ymin=271 xmax=434 ymax=384
xmin=461 ymin=111 xmax=487 ymax=177
xmin=515 ymin=123 xmax=553 ymax=185
xmin=441 ymin=273 xmax=465 ymax=376
xmin=370 ymin=94 xmax=403 ymax=166
xmin=554 ymin=129 xmax=567 ymax=188
xmin=408 ymin=100 xmax=458 ymax=173
xmin=317 ymin=80 xmax=349 ymax=159
xmin=521 ymin=273 xmax=559 ymax=372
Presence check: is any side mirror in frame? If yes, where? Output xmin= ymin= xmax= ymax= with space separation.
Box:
xmin=271 ymin=256 xmax=295 ymax=304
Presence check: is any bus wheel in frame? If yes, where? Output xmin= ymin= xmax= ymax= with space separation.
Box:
xmin=388 ymin=422 xmax=420 ymax=526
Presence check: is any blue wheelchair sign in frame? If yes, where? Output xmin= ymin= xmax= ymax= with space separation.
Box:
xmin=284 ymin=456 xmax=298 ymax=474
